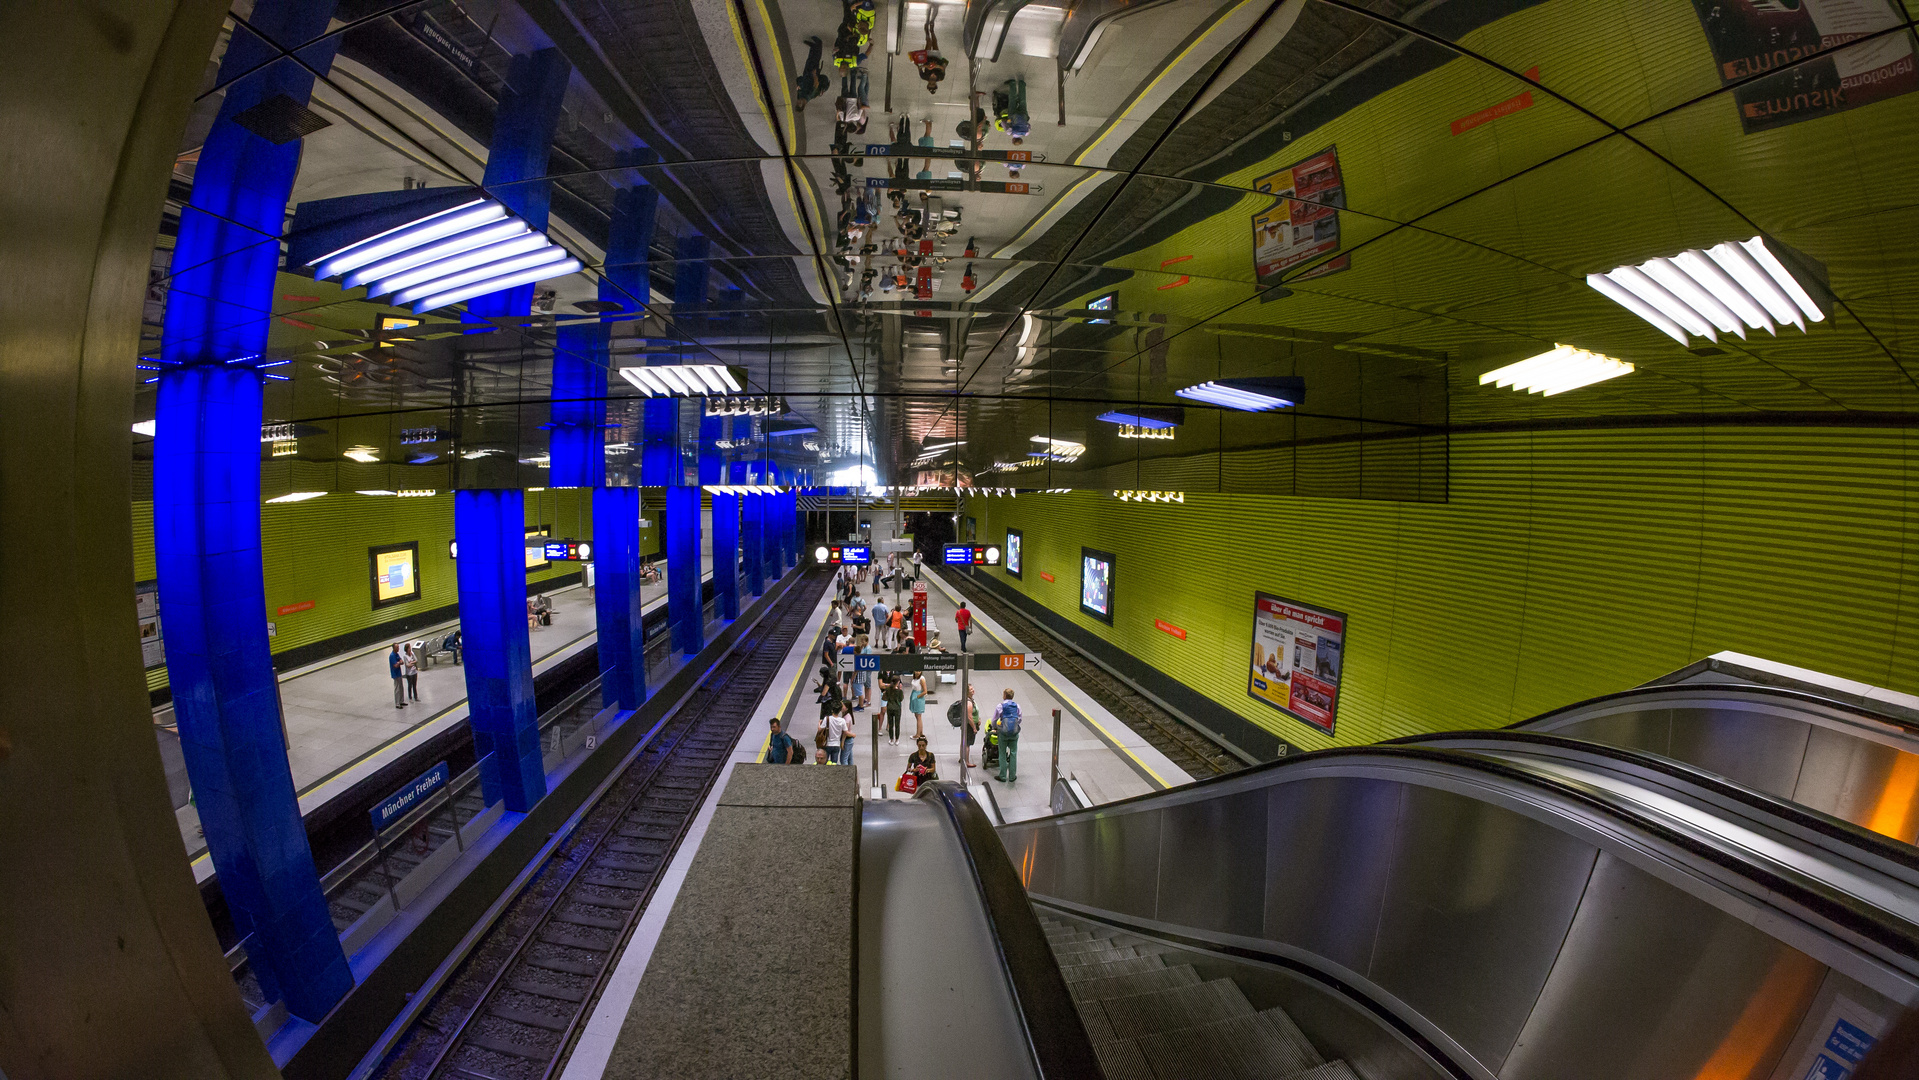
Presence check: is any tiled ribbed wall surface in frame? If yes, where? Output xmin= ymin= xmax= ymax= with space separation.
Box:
xmin=974 ymin=426 xmax=1918 ymax=751
xmin=131 ymin=489 xmax=602 ymax=692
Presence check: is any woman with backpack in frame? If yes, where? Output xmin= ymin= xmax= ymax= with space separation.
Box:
xmin=990 ymin=688 xmax=1023 ymax=783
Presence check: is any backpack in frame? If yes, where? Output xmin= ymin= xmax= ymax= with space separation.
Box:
xmin=998 ymin=701 xmax=1022 ymax=738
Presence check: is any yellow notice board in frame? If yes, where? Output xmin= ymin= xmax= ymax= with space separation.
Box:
xmin=370 ymin=542 xmax=420 ymax=609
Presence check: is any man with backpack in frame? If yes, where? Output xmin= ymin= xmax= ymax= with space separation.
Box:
xmin=764 ymin=717 xmax=803 ymax=764
xmin=990 ymin=688 xmax=1022 ymax=783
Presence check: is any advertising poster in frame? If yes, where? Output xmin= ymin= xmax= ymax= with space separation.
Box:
xmin=1690 ymin=0 xmax=1918 ymax=133
xmin=1250 ymin=146 xmax=1345 ymax=286
xmin=136 ymin=580 xmax=164 ymax=669
xmin=1248 ymin=591 xmax=1347 ymax=734
xmin=370 ymin=542 xmax=421 ymax=609
xmin=1080 ymin=547 xmax=1115 ymax=624
xmin=525 ymin=528 xmax=551 ymax=571
xmin=1004 ymin=528 xmax=1023 ymax=578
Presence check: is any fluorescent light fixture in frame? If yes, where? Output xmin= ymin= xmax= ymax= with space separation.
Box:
xmin=703 ymin=485 xmax=786 ymax=495
xmin=1117 ymin=425 xmax=1175 ymax=440
xmin=310 ymin=199 xmax=505 ymax=279
xmin=364 ymin=230 xmax=549 ymax=299
xmin=1480 ymin=345 xmax=1633 ymax=396
xmin=131 ymin=420 xmax=156 ymax=437
xmin=1028 ymin=436 xmax=1084 ymax=461
xmin=266 ymin=491 xmax=326 ymax=503
xmin=1095 ymin=408 xmax=1182 ymax=429
xmin=396 ymin=489 xmax=437 ymax=497
xmin=395 ymin=246 xmax=573 ymax=307
xmin=342 ymin=219 xmax=530 ymax=289
xmin=1175 ymin=376 xmax=1304 ymax=412
xmin=1114 ymin=490 xmax=1184 ymax=503
xmin=410 ymin=256 xmax=583 ymax=313
xmin=1589 ymin=236 xmax=1824 ymax=345
xmin=343 ymin=446 xmax=380 ymax=463
xmin=617 ymin=364 xmax=747 ymax=397
xmin=356 ymin=489 xmax=397 ymax=496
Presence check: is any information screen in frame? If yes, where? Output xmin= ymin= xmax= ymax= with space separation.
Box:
xmin=525 ymin=529 xmax=550 ymax=570
xmin=370 ymin=542 xmax=421 ymax=609
xmin=1004 ymin=529 xmax=1022 ymax=578
xmin=1248 ymin=591 xmax=1347 ymax=735
xmin=828 ymin=545 xmax=871 ymax=565
xmin=1079 ymin=547 xmax=1115 ymax=624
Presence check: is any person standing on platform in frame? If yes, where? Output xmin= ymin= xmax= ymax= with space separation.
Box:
xmin=881 ymin=672 xmax=904 ymax=745
xmin=909 ymin=669 xmax=927 ymax=740
xmin=389 ymin=645 xmax=407 ymax=709
xmin=872 ymin=596 xmax=890 ymax=648
xmin=889 ymin=607 xmax=904 ymax=649
xmin=765 ymin=718 xmax=803 ymax=764
xmin=991 ymin=688 xmax=1022 ymax=783
xmin=954 ymin=602 xmax=973 ymax=652
xmin=837 ymin=700 xmax=858 ymax=765
xmin=402 ymin=643 xmax=420 ymax=702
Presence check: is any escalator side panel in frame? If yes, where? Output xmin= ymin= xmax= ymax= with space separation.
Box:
xmin=1090 ymin=810 xmax=1163 ymax=921
xmin=1157 ymin=788 xmax=1268 ymax=935
xmin=1539 ymin=706 xmax=1673 ymax=760
xmin=1368 ymin=785 xmax=1601 ymax=1073
xmin=1663 ymin=707 xmax=1814 ymax=799
xmin=1502 ymin=850 xmax=1825 ymax=1080
xmin=1261 ymin=777 xmax=1404 ymax=976
xmin=1795 ymin=724 xmax=1919 ymax=846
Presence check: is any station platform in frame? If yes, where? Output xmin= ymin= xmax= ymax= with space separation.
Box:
xmin=552 ymin=564 xmax=1199 ymax=1080
xmin=167 ymin=556 xmax=713 ymax=882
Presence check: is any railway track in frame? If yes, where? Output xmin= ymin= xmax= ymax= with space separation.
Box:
xmin=371 ymin=570 xmax=828 ymax=1080
xmin=938 ymin=571 xmax=1242 ymax=780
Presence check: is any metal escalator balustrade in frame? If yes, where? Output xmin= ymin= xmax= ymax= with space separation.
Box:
xmin=1499 ymin=683 xmax=1919 ymax=847
xmin=998 ymin=745 xmax=1919 ymax=1080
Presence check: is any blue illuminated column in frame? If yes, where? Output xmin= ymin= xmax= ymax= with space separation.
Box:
xmin=665 ymin=485 xmax=704 ymax=655
xmin=466 ymin=49 xmax=572 ymax=321
xmin=782 ymin=487 xmax=799 ymax=570
xmin=152 ymin=0 xmax=350 ymax=1022
xmin=455 ymin=491 xmax=546 ymax=811
xmin=593 ymin=487 xmax=647 ymax=709
xmin=733 ymin=439 xmax=764 ymax=598
xmin=549 ymin=327 xmax=606 ymax=489
xmin=761 ymin=459 xmax=782 ymax=584
xmin=705 ymin=419 xmax=739 ymax=620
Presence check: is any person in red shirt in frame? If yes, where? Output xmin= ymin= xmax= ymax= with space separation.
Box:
xmin=954 ymin=602 xmax=972 ymax=652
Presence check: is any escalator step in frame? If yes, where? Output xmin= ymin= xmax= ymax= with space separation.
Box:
xmin=1052 ymin=939 xmax=1124 ymax=956
xmin=1138 ymin=1009 xmax=1321 ymax=1080
xmin=1046 ymin=931 xmax=1094 ymax=945
xmin=1071 ymin=964 xmax=1203 ymax=1003
xmin=1090 ymin=1038 xmax=1155 ymax=1080
xmin=1077 ymin=1004 xmax=1118 ymax=1044
xmin=1060 ymin=956 xmax=1167 ymax=984
xmin=1099 ymin=979 xmax=1254 ymax=1039
xmin=1283 ymin=1063 xmax=1358 ymax=1080
xmin=1059 ymin=944 xmax=1144 ymax=964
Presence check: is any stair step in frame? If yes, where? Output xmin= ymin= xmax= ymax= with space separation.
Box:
xmin=1138 ymin=1007 xmax=1322 ymax=1079
xmin=1089 ymin=1038 xmax=1155 ymax=1080
xmin=1071 ymin=964 xmax=1203 ymax=1004
xmin=1060 ymin=955 xmax=1167 ymax=984
xmin=1098 ymin=979 xmax=1254 ymax=1039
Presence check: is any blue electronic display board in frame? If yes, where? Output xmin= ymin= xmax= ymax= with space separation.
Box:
xmin=944 ymin=544 xmax=999 ymax=566
xmin=828 ymin=544 xmax=871 ymax=565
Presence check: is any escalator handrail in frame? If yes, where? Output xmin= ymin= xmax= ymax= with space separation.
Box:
xmin=1387 ymin=729 xmax=1919 ymax=873
xmin=1012 ymin=745 xmax=1919 ymax=967
xmin=1504 ymin=681 xmax=1919 ymax=739
xmin=918 ymin=781 xmax=1104 ymax=1080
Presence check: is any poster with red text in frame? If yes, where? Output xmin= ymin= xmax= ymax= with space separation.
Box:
xmin=1690 ymin=0 xmax=1918 ymax=133
xmin=1250 ymin=147 xmax=1345 ymax=286
xmin=1248 ymin=591 xmax=1346 ymax=734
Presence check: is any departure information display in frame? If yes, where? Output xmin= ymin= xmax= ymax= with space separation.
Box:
xmin=826 ymin=544 xmax=871 ymax=565
xmin=542 ymin=539 xmax=592 ymax=562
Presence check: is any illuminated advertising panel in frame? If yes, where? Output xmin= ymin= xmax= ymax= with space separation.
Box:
xmin=1248 ymin=591 xmax=1347 ymax=735
xmin=1079 ymin=547 xmax=1115 ymax=624
xmin=370 ymin=542 xmax=421 ymax=609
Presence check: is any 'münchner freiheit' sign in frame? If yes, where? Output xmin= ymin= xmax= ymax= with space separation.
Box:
xmin=372 ymin=761 xmax=450 ymax=832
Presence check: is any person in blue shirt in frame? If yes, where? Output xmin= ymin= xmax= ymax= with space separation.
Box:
xmin=388 ymin=644 xmax=407 ymax=709
xmin=763 ymin=717 xmax=802 ymax=764
xmin=871 ymin=598 xmax=890 ymax=648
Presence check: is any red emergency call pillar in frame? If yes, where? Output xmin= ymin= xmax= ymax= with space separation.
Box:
xmin=911 ymin=580 xmax=928 ymax=646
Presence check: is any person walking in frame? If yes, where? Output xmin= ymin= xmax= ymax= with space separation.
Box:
xmin=991 ymin=688 xmax=1023 ymax=783
xmin=402 ymin=643 xmax=420 ymax=701
xmin=908 ymin=4 xmax=946 ymax=93
xmin=388 ymin=644 xmax=407 ymax=709
xmin=1002 ymin=75 xmax=1030 ymax=142
xmin=796 ymin=36 xmax=830 ymax=109
xmin=961 ymin=684 xmax=980 ymax=768
xmin=954 ymin=602 xmax=973 ymax=652
xmin=881 ymin=673 xmax=904 ymax=745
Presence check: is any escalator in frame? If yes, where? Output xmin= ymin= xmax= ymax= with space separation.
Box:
xmin=986 ymin=738 xmax=1919 ymax=1079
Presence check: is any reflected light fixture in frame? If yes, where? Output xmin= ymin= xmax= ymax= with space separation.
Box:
xmin=703 ymin=485 xmax=787 ymax=495
xmin=1028 ymin=436 xmax=1084 ymax=461
xmin=1588 ymin=236 xmax=1825 ymax=346
xmin=617 ymin=364 xmax=746 ymax=397
xmin=1175 ymin=377 xmax=1303 ymax=412
xmin=343 ymin=445 xmax=380 ymax=463
xmin=396 ymin=489 xmax=437 ymax=497
xmin=266 ymin=491 xmax=326 ymax=503
xmin=1481 ymin=345 xmax=1633 ymax=396
xmin=308 ymin=196 xmax=581 ymax=314
xmin=1116 ymin=425 xmax=1175 ymax=440
xmin=1114 ymin=490 xmax=1184 ymax=503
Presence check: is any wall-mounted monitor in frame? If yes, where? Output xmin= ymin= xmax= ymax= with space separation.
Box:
xmin=828 ymin=544 xmax=871 ymax=565
xmin=1088 ymin=292 xmax=1117 ymax=325
xmin=370 ymin=541 xmax=421 ymax=610
xmin=1004 ymin=528 xmax=1022 ymax=578
xmin=1080 ymin=546 xmax=1115 ymax=624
